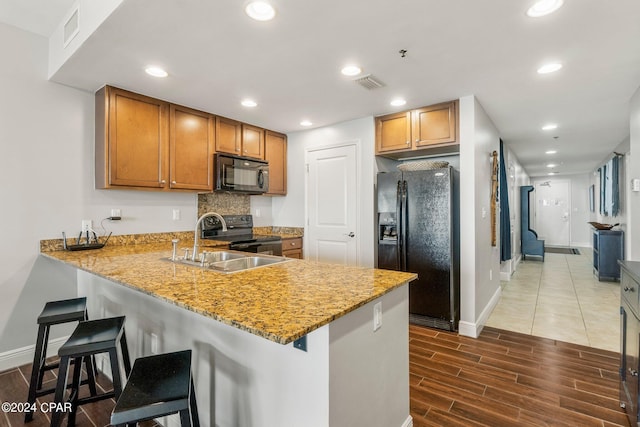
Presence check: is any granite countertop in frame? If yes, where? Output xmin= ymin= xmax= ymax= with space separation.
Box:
xmin=42 ymin=240 xmax=416 ymax=345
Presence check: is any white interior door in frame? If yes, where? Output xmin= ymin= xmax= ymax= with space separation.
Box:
xmin=306 ymin=144 xmax=358 ymax=265
xmin=534 ymin=180 xmax=571 ymax=246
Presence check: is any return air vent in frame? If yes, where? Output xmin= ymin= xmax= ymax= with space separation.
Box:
xmin=353 ymin=74 xmax=385 ymax=90
xmin=63 ymin=8 xmax=80 ymax=47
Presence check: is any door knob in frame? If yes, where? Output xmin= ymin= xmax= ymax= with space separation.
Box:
xmin=346 ymin=232 xmax=355 ymax=238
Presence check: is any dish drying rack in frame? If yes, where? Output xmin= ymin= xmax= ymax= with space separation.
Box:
xmin=62 ymin=231 xmax=112 ymax=251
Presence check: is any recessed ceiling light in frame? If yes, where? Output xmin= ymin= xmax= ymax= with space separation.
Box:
xmin=300 ymin=120 xmax=313 ymax=127
xmin=548 ymin=172 xmax=557 ymax=176
xmin=245 ymin=1 xmax=276 ymax=21
xmin=390 ymin=98 xmax=407 ymax=107
xmin=341 ymin=65 xmax=362 ymax=76
xmin=527 ymin=0 xmax=564 ymax=18
xmin=145 ymin=66 xmax=168 ymax=78
xmin=241 ymin=99 xmax=257 ymax=107
xmin=546 ymin=163 xmax=557 ymax=168
xmin=545 ymin=150 xmax=557 ymax=154
xmin=542 ymin=123 xmax=558 ymax=130
xmin=537 ymin=63 xmax=563 ymax=74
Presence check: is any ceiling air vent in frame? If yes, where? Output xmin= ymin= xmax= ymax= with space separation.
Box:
xmin=353 ymin=74 xmax=385 ymax=90
xmin=63 ymin=8 xmax=80 ymax=47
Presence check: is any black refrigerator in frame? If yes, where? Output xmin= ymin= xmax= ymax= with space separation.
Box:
xmin=377 ymin=167 xmax=460 ymax=331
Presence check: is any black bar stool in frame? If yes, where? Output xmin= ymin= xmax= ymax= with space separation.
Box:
xmin=50 ymin=316 xmax=132 ymax=427
xmin=111 ymin=350 xmax=199 ymax=427
xmin=25 ymin=297 xmax=97 ymax=422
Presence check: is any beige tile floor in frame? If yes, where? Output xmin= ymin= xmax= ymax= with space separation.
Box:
xmin=486 ymin=247 xmax=620 ymax=352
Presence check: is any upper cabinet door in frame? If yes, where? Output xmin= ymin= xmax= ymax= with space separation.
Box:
xmin=265 ymin=130 xmax=287 ymax=195
xmin=106 ymin=87 xmax=169 ymax=188
xmin=375 ymin=111 xmax=412 ymax=154
xmin=412 ymin=101 xmax=457 ymax=147
xmin=242 ymin=124 xmax=265 ymax=159
xmin=215 ymin=116 xmax=242 ymax=155
xmin=169 ymin=105 xmax=214 ymax=191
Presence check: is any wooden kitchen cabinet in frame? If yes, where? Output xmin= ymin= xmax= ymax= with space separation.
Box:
xmin=215 ymin=116 xmax=242 ymax=156
xmin=412 ymin=101 xmax=457 ymax=147
xmin=375 ymin=100 xmax=458 ymax=158
xmin=215 ymin=120 xmax=265 ymax=160
xmin=282 ymin=237 xmax=303 ymax=259
xmin=96 ymin=86 xmax=169 ymax=189
xmin=170 ymin=105 xmax=215 ymax=191
xmin=264 ymin=130 xmax=287 ymax=195
xmin=96 ymin=85 xmax=281 ymax=192
xmin=242 ymin=124 xmax=265 ymax=159
xmin=376 ymin=111 xmax=412 ymax=153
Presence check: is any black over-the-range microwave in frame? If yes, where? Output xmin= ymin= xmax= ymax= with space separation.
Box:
xmin=214 ymin=153 xmax=269 ymax=194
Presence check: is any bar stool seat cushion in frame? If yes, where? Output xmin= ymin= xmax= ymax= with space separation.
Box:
xmin=59 ymin=316 xmax=126 ymax=357
xmin=37 ymin=297 xmax=87 ymax=325
xmin=111 ymin=350 xmax=193 ymax=425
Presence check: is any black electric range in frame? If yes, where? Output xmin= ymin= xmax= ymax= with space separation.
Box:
xmin=200 ymin=214 xmax=282 ymax=255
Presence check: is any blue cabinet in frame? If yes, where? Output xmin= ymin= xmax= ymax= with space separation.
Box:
xmin=593 ymin=229 xmax=624 ymax=281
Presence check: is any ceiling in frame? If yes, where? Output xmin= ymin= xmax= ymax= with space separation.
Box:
xmin=3 ymin=0 xmax=640 ymax=177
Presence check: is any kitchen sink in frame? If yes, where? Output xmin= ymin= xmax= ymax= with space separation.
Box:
xmin=167 ymin=250 xmax=290 ymax=273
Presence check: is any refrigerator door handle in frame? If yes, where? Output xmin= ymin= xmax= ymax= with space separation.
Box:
xmin=396 ymin=180 xmax=403 ymax=270
xmin=401 ymin=180 xmax=408 ymax=271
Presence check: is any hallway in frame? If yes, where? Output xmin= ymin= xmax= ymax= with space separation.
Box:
xmin=486 ymin=248 xmax=620 ymax=352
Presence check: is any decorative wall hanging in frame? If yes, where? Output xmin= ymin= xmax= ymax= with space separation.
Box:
xmin=491 ymin=150 xmax=498 ymax=246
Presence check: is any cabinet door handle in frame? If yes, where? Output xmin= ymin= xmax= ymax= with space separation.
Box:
xmin=172 ymin=180 xmax=177 ymax=184
xmin=630 ymin=368 xmax=638 ymax=377
xmin=160 ymin=180 xmax=166 ymax=184
xmin=624 ymin=287 xmax=634 ymax=292
xmin=405 ymin=141 xmax=410 ymax=145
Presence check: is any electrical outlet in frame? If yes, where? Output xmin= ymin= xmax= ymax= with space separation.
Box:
xmin=255 ymin=208 xmax=261 ymax=217
xmin=150 ymin=333 xmax=158 ymax=354
xmin=489 ymin=269 xmax=493 ymax=280
xmin=373 ymin=302 xmax=382 ymax=331
xmin=172 ymin=209 xmax=181 ymax=220
xmin=81 ymin=220 xmax=92 ymax=232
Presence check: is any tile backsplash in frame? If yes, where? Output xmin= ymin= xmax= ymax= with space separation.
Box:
xmin=198 ymin=193 xmax=250 ymax=217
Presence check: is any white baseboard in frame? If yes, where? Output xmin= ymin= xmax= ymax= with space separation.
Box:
xmin=500 ymin=271 xmax=512 ymax=281
xmin=458 ymin=286 xmax=502 ymax=339
xmin=0 ymin=336 xmax=69 ymax=372
xmin=571 ymin=242 xmax=591 ymax=248
xmin=401 ymin=415 xmax=413 ymax=427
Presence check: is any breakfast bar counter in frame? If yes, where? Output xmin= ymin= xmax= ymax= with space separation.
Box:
xmin=41 ymin=237 xmax=416 ymax=427
xmin=41 ymin=241 xmax=415 ymax=344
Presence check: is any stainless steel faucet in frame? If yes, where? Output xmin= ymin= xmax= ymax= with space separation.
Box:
xmin=192 ymin=212 xmax=227 ymax=261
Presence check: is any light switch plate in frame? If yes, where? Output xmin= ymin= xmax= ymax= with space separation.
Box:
xmin=373 ymin=302 xmax=382 ymax=331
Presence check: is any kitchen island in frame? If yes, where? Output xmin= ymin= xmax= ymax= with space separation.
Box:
xmin=42 ymin=238 xmax=416 ymax=427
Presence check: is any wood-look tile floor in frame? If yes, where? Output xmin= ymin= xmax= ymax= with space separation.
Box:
xmin=0 ymin=358 xmax=159 ymax=427
xmin=1 ymin=326 xmax=629 ymax=427
xmin=410 ymin=324 xmax=630 ymax=427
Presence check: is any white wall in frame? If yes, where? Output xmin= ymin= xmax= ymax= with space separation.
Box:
xmin=458 ymin=96 xmax=501 ymax=338
xmin=569 ymin=174 xmax=591 ymax=247
xmin=48 ymin=0 xmax=123 ymax=78
xmin=272 ymin=117 xmax=376 ymax=267
xmin=0 ymin=23 xmax=198 ymax=354
xmin=628 ymin=86 xmax=640 ymax=261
